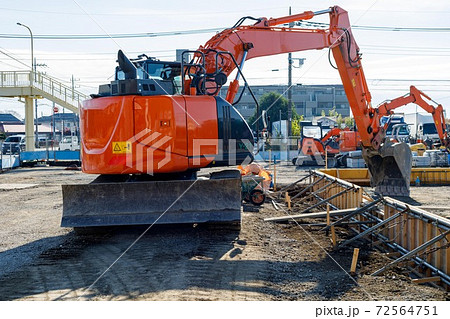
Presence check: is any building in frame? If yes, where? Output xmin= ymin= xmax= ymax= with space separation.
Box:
xmin=0 ymin=113 xmax=58 ymax=139
xmin=0 ymin=113 xmax=23 ymax=125
xmin=0 ymin=113 xmax=23 ymax=138
xmin=37 ymin=113 xmax=79 ymax=136
xmin=314 ymin=116 xmax=338 ymax=128
xmin=220 ymin=84 xmax=350 ymax=120
xmin=1 ymin=123 xmax=54 ymax=137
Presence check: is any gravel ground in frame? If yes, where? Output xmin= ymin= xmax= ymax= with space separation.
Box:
xmin=0 ymin=164 xmax=448 ymax=301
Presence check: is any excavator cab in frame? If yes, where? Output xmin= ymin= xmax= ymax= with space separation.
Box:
xmin=95 ymin=50 xmax=183 ymax=97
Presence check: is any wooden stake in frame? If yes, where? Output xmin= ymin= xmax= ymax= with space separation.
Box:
xmin=331 ymin=225 xmax=337 ymax=247
xmin=411 ymin=276 xmax=441 ymax=284
xmin=350 ymin=248 xmax=360 ymax=275
xmin=326 ymin=204 xmax=331 ymax=226
xmin=285 ymin=192 xmax=291 ymax=209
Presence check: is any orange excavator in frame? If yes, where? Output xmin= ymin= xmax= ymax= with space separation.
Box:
xmin=293 ymin=125 xmax=345 ymax=166
xmin=377 ymin=86 xmax=449 ymax=149
xmin=62 ymin=6 xmax=416 ymax=229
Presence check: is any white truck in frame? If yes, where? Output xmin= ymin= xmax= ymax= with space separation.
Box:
xmin=58 ymin=135 xmax=80 ymax=151
xmin=404 ymin=113 xmax=440 ymax=145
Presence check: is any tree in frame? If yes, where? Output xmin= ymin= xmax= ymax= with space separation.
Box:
xmin=247 ymin=92 xmax=299 ymax=135
xmin=321 ymin=110 xmax=326 ymax=117
xmin=336 ymin=114 xmax=343 ymax=127
xmin=328 ymin=108 xmax=339 ymax=117
xmin=344 ymin=116 xmax=355 ymax=128
xmin=291 ymin=115 xmax=304 ymax=136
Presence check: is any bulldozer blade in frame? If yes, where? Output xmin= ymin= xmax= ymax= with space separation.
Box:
xmin=363 ymin=142 xmax=412 ymax=197
xmin=61 ymin=171 xmax=242 ymax=227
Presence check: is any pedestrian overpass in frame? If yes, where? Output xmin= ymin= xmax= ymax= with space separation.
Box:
xmin=0 ymin=70 xmax=89 ymax=151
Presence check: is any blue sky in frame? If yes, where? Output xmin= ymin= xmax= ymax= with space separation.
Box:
xmin=0 ymin=0 xmax=449 ymax=118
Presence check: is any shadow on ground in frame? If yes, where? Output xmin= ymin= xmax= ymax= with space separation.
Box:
xmin=0 ymin=225 xmax=358 ymax=301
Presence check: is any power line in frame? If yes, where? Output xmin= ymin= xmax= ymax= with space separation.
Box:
xmin=10 ymin=49 xmax=175 ymax=56
xmin=0 ymin=55 xmax=175 ymax=61
xmin=298 ymin=20 xmax=450 ymax=32
xmin=363 ymin=51 xmax=450 ymax=57
xmin=0 ymin=5 xmax=286 ymax=17
xmin=0 ymin=47 xmax=30 ymax=68
xmin=0 ymin=28 xmax=224 ymax=40
xmin=361 ymin=44 xmax=450 ymax=51
xmin=0 ymin=60 xmax=22 ymax=69
xmin=355 ymin=26 xmax=450 ymax=32
xmin=369 ymin=88 xmax=450 ymax=92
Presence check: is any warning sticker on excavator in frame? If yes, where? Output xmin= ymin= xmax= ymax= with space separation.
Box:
xmin=112 ymin=141 xmax=132 ymax=154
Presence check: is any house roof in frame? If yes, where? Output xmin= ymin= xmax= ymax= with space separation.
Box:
xmin=315 ymin=116 xmax=338 ymax=124
xmin=38 ymin=113 xmax=79 ymax=122
xmin=0 ymin=113 xmax=23 ymax=124
xmin=2 ymin=124 xmax=55 ymax=133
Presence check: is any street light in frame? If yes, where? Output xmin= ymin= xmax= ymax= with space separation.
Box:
xmin=16 ymin=23 xmax=33 ymax=75
xmin=17 ymin=22 xmax=38 ymax=147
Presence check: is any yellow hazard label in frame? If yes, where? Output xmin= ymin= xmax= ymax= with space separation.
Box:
xmin=112 ymin=141 xmax=132 ymax=154
xmin=351 ymin=79 xmax=356 ymax=87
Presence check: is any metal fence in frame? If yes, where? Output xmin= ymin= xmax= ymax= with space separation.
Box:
xmin=254 ymin=137 xmax=300 ymax=162
xmin=0 ymin=142 xmax=20 ymax=169
xmin=310 ymin=170 xmax=450 ymax=289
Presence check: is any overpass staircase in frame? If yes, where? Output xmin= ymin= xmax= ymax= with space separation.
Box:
xmin=0 ymin=70 xmax=90 ymax=150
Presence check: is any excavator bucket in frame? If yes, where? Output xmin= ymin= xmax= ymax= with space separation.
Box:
xmin=363 ymin=142 xmax=412 ymax=196
xmin=61 ymin=170 xmax=242 ymax=228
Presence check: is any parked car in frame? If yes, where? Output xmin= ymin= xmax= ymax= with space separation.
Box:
xmin=38 ymin=137 xmax=58 ymax=148
xmin=58 ymin=136 xmax=80 ymax=151
xmin=2 ymin=135 xmax=26 ymax=154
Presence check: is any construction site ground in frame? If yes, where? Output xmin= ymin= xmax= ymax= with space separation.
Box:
xmin=0 ymin=164 xmax=448 ymax=301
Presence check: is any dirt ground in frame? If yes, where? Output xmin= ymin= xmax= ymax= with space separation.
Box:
xmin=0 ymin=164 xmax=448 ymax=301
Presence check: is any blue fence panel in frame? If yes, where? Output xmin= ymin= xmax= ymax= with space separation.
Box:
xmin=20 ymin=150 xmax=80 ymax=163
xmin=20 ymin=150 xmax=49 ymax=162
xmin=53 ymin=150 xmax=80 ymax=161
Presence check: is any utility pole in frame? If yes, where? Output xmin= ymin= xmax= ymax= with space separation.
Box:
xmin=17 ymin=22 xmax=35 ymax=150
xmin=52 ymin=101 xmax=55 ymax=144
xmin=69 ymin=75 xmax=80 ymax=138
xmin=33 ymin=58 xmax=47 ymax=148
xmin=287 ymin=6 xmax=293 ymax=139
xmin=34 ymin=58 xmax=38 ymax=147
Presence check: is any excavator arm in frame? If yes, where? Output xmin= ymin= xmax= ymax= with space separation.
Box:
xmin=190 ymin=5 xmax=411 ymax=195
xmin=378 ymin=85 xmax=449 ymax=148
xmin=321 ymin=127 xmax=348 ymax=143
